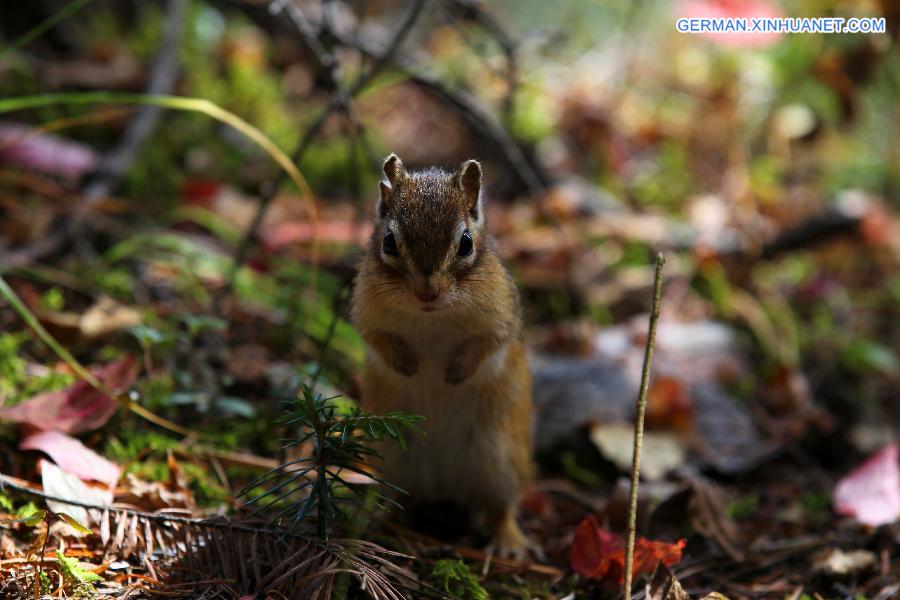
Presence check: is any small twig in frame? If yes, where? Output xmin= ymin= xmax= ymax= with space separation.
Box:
xmin=623 ymin=252 xmax=665 ymax=599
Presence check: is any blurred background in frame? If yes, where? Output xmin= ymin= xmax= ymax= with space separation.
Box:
xmin=0 ymin=0 xmax=897 ymax=598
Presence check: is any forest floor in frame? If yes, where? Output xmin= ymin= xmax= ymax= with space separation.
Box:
xmin=0 ymin=1 xmax=898 ymax=598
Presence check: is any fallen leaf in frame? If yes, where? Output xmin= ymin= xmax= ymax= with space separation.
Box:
xmin=79 ymin=296 xmax=142 ymax=339
xmin=647 ymin=563 xmax=690 ymax=600
xmin=589 ymin=423 xmax=686 ymax=481
xmin=21 ymin=430 xmax=121 ymax=488
xmin=0 ymin=121 xmax=98 ymax=179
xmin=0 ymin=355 xmax=138 ymax=434
xmin=570 ymin=515 xmax=685 ymax=583
xmin=115 ymin=453 xmax=196 ymax=513
xmin=833 ymin=442 xmax=900 ymax=527
xmin=40 ymin=460 xmax=112 ymax=529
xmin=38 ymin=296 xmax=142 ymax=344
xmin=570 ymin=515 xmax=621 ymax=579
xmin=812 ymin=548 xmax=877 ymax=577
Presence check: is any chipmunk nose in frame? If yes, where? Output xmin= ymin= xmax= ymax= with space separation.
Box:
xmin=415 ymin=289 xmax=439 ymax=303
xmin=413 ymin=274 xmax=441 ymax=303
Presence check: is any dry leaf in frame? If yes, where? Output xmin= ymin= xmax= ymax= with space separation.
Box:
xmin=812 ymin=548 xmax=877 ymax=577
xmin=79 ymin=296 xmax=142 ymax=338
xmin=589 ymin=423 xmax=686 ymax=480
xmin=647 ymin=563 xmax=690 ymax=600
xmin=40 ymin=460 xmax=111 ymax=529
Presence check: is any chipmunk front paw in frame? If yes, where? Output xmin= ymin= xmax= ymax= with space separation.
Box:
xmin=390 ymin=337 xmax=418 ymax=377
xmin=444 ymin=355 xmax=474 ymax=385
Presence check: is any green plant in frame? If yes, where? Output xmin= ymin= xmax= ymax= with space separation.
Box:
xmin=0 ymin=508 xmax=95 ymax=597
xmin=726 ymin=494 xmax=759 ymax=520
xmin=57 ymin=549 xmax=102 ymax=585
xmin=240 ymin=385 xmax=422 ymax=539
xmin=431 ymin=559 xmax=489 ymax=600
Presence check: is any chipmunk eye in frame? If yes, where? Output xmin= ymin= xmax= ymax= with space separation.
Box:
xmin=457 ymin=230 xmax=473 ymax=257
xmin=382 ymin=231 xmax=399 ymax=256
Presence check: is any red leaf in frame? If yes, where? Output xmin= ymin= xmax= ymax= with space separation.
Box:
xmin=834 ymin=443 xmax=900 ymax=527
xmin=181 ymin=179 xmax=222 ymax=205
xmin=0 ymin=355 xmax=138 ymax=434
xmin=570 ymin=515 xmax=686 ymax=583
xmin=571 ymin=515 xmax=623 ymax=578
xmin=21 ymin=430 xmax=120 ymax=488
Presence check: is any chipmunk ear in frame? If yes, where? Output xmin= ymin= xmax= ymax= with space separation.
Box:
xmin=383 ymin=153 xmax=406 ymax=186
xmin=377 ymin=154 xmax=407 ymax=219
xmin=457 ymin=159 xmax=482 ymax=221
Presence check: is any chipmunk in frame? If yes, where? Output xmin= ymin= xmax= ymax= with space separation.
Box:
xmin=351 ymin=154 xmax=536 ymax=557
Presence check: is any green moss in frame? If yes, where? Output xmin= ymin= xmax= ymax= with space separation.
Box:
xmin=431 ymin=559 xmax=488 ymax=600
xmin=104 ymin=430 xmax=181 ymax=463
xmin=105 ymin=429 xmax=228 ymax=507
xmin=0 ymin=332 xmax=75 ymax=406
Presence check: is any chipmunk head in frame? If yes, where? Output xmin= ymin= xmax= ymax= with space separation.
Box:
xmin=370 ymin=153 xmax=487 ymax=312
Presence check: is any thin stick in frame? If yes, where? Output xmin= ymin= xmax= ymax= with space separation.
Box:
xmin=622 ymin=252 xmax=665 ymax=599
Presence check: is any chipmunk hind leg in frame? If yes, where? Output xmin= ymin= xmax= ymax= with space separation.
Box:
xmin=482 ymin=502 xmax=541 ymax=560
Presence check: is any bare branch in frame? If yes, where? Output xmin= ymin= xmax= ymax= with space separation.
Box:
xmin=623 ymin=252 xmax=665 ymax=599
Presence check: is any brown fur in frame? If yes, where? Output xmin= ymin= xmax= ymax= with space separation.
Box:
xmin=351 ymin=155 xmax=535 ymax=556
